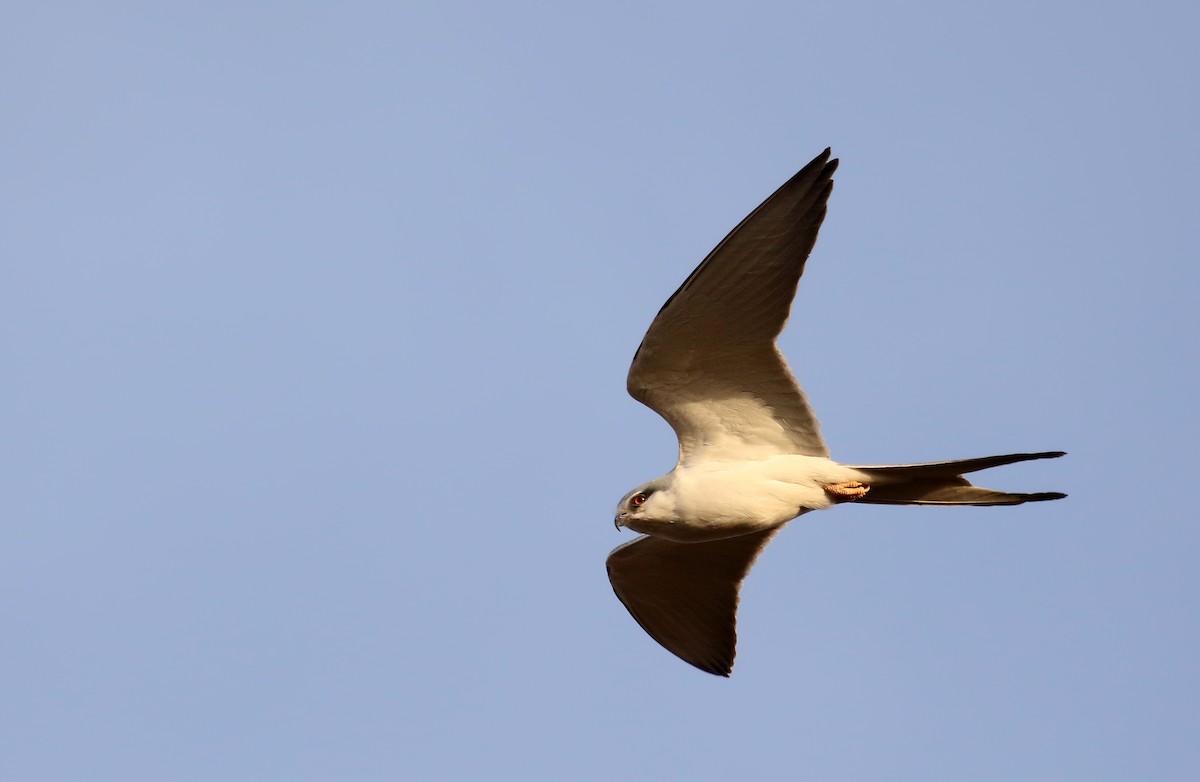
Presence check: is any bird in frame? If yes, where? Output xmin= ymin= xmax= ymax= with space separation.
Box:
xmin=606 ymin=148 xmax=1065 ymax=677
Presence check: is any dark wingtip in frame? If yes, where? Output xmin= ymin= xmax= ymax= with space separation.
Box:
xmin=695 ymin=657 xmax=733 ymax=677
xmin=805 ymin=147 xmax=837 ymax=173
xmin=815 ymin=147 xmax=838 ymax=174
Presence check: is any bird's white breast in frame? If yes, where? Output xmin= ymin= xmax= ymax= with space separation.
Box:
xmin=647 ymin=455 xmax=867 ymax=541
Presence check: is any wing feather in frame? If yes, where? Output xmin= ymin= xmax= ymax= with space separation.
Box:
xmin=628 ymin=149 xmax=838 ymax=462
xmin=606 ymin=528 xmax=780 ymax=676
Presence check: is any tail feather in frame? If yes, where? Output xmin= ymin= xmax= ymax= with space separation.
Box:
xmin=849 ymin=451 xmax=1066 ymax=507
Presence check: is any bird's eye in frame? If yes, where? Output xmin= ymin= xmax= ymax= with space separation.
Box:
xmin=631 ymin=493 xmax=647 ymax=507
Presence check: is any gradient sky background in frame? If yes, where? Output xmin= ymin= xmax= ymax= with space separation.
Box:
xmin=4 ymin=2 xmax=1198 ymax=780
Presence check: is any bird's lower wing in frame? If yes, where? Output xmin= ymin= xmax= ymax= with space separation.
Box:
xmin=606 ymin=528 xmax=780 ymax=676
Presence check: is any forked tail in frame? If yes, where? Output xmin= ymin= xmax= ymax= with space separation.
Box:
xmin=849 ymin=451 xmax=1066 ymax=506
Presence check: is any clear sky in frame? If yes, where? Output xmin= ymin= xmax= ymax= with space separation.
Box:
xmin=4 ymin=1 xmax=1197 ymax=780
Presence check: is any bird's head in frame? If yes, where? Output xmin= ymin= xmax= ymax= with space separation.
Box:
xmin=614 ymin=478 xmax=674 ymax=534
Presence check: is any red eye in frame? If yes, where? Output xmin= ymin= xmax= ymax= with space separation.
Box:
xmin=632 ymin=493 xmax=647 ymax=506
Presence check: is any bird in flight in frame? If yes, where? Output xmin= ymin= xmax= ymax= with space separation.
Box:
xmin=607 ymin=148 xmax=1065 ymax=677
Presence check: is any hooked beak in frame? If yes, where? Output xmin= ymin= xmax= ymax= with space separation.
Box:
xmin=614 ymin=511 xmax=626 ymax=530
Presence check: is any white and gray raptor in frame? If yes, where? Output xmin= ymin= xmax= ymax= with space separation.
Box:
xmin=607 ymin=148 xmax=1065 ymax=676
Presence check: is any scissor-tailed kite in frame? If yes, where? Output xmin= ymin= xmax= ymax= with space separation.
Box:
xmin=608 ymin=149 xmax=1065 ymax=676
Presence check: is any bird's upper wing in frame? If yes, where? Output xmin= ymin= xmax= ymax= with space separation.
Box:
xmin=627 ymin=149 xmax=838 ymax=463
xmin=606 ymin=528 xmax=780 ymax=676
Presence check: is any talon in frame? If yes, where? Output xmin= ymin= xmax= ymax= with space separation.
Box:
xmin=823 ymin=481 xmax=870 ymax=502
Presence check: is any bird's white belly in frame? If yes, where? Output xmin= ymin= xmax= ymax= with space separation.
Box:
xmin=639 ymin=456 xmax=866 ymax=542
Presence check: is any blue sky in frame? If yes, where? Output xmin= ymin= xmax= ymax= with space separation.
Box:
xmin=4 ymin=1 xmax=1197 ymax=779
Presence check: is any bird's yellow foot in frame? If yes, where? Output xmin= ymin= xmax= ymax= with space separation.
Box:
xmin=823 ymin=481 xmax=869 ymax=502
